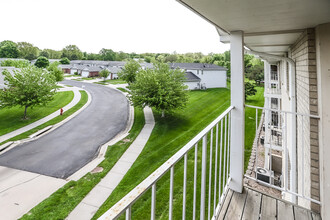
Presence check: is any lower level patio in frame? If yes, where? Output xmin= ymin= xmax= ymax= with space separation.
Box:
xmin=218 ymin=187 xmax=321 ymax=220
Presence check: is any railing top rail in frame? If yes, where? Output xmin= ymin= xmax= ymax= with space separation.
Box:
xmin=245 ymin=104 xmax=320 ymax=119
xmin=98 ymin=106 xmax=234 ymax=220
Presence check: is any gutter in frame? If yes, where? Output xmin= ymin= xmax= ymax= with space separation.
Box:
xmin=245 ymin=49 xmax=297 ymax=203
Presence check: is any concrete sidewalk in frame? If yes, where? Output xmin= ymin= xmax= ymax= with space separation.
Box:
xmin=67 ymin=107 xmax=155 ymax=220
xmin=0 ymin=87 xmax=82 ymax=143
xmin=0 ymin=166 xmax=67 ymax=220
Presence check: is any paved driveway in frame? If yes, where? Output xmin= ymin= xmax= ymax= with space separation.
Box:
xmin=0 ymin=80 xmax=129 ymax=179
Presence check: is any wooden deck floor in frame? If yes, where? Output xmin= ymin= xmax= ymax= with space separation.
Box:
xmin=218 ymin=187 xmax=321 ymax=220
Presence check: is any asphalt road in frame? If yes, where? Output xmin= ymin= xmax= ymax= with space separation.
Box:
xmin=0 ymin=80 xmax=129 ymax=179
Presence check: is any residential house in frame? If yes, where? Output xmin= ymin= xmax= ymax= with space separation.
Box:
xmin=99 ymin=0 xmax=330 ymax=219
xmin=184 ymin=71 xmax=201 ymax=90
xmin=170 ymin=63 xmax=227 ymax=89
xmin=81 ymin=66 xmax=102 ymax=78
xmin=0 ymin=67 xmax=17 ymax=89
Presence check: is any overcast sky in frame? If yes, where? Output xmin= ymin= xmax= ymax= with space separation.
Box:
xmin=0 ymin=0 xmax=229 ymax=54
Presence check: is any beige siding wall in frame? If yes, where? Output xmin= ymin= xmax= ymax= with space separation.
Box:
xmin=289 ymin=29 xmax=320 ymax=212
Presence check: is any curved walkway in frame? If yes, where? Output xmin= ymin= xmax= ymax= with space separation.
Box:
xmin=67 ymin=107 xmax=155 ymax=220
xmin=0 ymin=86 xmax=83 ymax=144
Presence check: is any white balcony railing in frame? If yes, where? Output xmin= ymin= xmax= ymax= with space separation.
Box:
xmin=246 ymin=105 xmax=321 ymax=206
xmin=265 ymin=87 xmax=281 ymax=96
xmin=99 ymin=106 xmax=234 ymax=220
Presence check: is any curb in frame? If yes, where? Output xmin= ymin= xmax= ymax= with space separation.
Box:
xmin=67 ymin=102 xmax=134 ymax=181
xmin=0 ymin=88 xmax=92 ymax=155
xmin=67 ymin=80 xmax=134 ymax=181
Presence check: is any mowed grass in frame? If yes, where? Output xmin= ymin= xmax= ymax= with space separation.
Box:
xmin=0 ymin=91 xmax=74 ymax=136
xmin=20 ymin=107 xmax=145 ymax=220
xmin=245 ymin=86 xmax=264 ymax=169
xmin=93 ymin=86 xmax=264 ymax=219
xmin=94 ymin=79 xmax=126 ymax=85
xmin=1 ymin=91 xmax=88 ymax=146
xmin=93 ymin=88 xmax=231 ymax=219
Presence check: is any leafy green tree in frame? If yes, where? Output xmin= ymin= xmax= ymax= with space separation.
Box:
xmin=129 ymin=63 xmax=188 ymax=117
xmin=59 ymin=57 xmax=70 ymax=64
xmin=61 ymin=45 xmax=83 ymax=60
xmin=43 ymin=49 xmax=62 ymax=59
xmin=99 ymin=48 xmax=116 ymax=61
xmin=17 ymin=42 xmax=40 ymax=60
xmin=40 ymin=50 xmax=50 ymax=58
xmin=0 ymin=59 xmax=30 ymax=68
xmin=34 ymin=56 xmax=49 ymax=68
xmin=47 ymin=61 xmax=64 ymax=81
xmin=245 ymin=82 xmax=257 ymax=100
xmin=0 ymin=66 xmax=57 ymax=119
xmin=0 ymin=40 xmax=19 ymax=58
xmin=118 ymin=60 xmax=141 ymax=84
xmin=99 ymin=69 xmax=110 ymax=81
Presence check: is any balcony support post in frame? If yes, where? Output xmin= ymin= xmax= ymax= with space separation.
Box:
xmin=229 ymin=31 xmax=245 ymax=193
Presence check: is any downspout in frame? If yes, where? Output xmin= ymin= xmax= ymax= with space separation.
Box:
xmin=245 ymin=49 xmax=297 ymax=203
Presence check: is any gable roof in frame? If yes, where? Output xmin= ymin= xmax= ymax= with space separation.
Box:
xmin=170 ymin=63 xmax=227 ymax=70
xmin=185 ymin=71 xmax=201 ymax=82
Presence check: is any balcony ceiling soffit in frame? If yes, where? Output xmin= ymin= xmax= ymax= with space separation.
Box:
xmin=178 ymin=0 xmax=330 ymax=55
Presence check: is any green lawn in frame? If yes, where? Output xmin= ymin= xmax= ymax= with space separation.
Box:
xmin=0 ymin=91 xmax=74 ymax=136
xmin=20 ymin=107 xmax=145 ymax=220
xmin=0 ymin=91 xmax=89 ymax=146
xmin=64 ymin=75 xmax=78 ymax=78
xmin=117 ymin=87 xmax=129 ymax=93
xmin=94 ymin=79 xmax=126 ymax=85
xmin=93 ymin=87 xmax=264 ymax=219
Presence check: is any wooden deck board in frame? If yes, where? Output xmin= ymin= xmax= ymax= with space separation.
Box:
xmin=260 ymin=195 xmax=277 ymax=219
xmin=218 ymin=190 xmax=233 ymax=219
xmin=224 ymin=189 xmax=247 ymax=219
xmin=241 ymin=188 xmax=262 ymax=220
xmin=294 ymin=206 xmax=312 ymax=220
xmin=217 ymin=187 xmax=321 ymax=220
xmin=277 ymin=199 xmax=294 ymax=220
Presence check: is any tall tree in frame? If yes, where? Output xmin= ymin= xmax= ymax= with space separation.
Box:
xmin=0 ymin=66 xmax=57 ymax=119
xmin=99 ymin=48 xmax=116 ymax=61
xmin=61 ymin=45 xmax=83 ymax=60
xmin=17 ymin=42 xmax=40 ymax=60
xmin=129 ymin=63 xmax=188 ymax=117
xmin=59 ymin=57 xmax=70 ymax=64
xmin=0 ymin=40 xmax=19 ymax=58
xmin=99 ymin=69 xmax=110 ymax=81
xmin=118 ymin=60 xmax=141 ymax=84
xmin=47 ymin=61 xmax=64 ymax=81
xmin=43 ymin=49 xmax=62 ymax=59
xmin=34 ymin=56 xmax=49 ymax=68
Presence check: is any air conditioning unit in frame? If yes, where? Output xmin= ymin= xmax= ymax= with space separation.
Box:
xmin=256 ymin=167 xmax=274 ymax=185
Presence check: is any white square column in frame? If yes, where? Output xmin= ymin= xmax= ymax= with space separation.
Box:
xmin=229 ymin=31 xmax=245 ymax=193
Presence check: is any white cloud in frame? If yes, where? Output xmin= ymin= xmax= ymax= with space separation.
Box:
xmin=0 ymin=0 xmax=229 ymax=54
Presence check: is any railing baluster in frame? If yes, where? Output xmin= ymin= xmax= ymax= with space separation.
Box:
xmin=183 ymin=153 xmax=187 ymax=220
xmin=151 ymin=184 xmax=156 ymax=220
xmin=214 ymin=124 xmax=219 ymax=216
xmin=208 ymin=129 xmax=213 ymax=220
xmin=218 ymin=119 xmax=223 ymax=202
xmin=193 ymin=144 xmax=198 ymax=220
xmin=200 ymin=135 xmax=207 ymax=220
xmin=284 ymin=112 xmax=288 ymax=191
xmin=301 ymin=115 xmax=305 ymax=197
xmin=226 ymin=112 xmax=231 ymax=181
xmin=223 ymin=116 xmax=227 ymax=188
xmin=169 ymin=166 xmax=174 ymax=220
xmin=256 ymin=108 xmax=258 ymax=134
xmin=126 ymin=206 xmax=131 ymax=220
